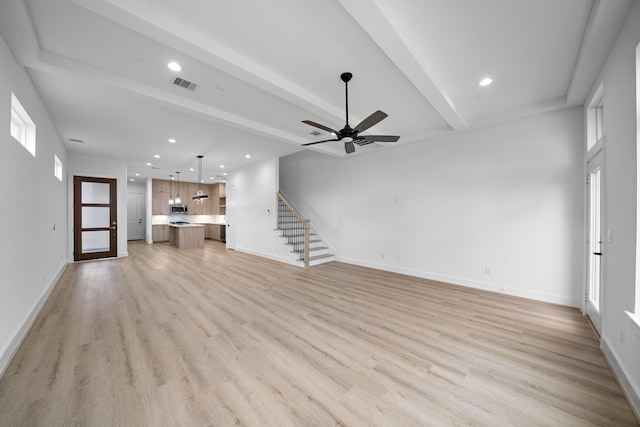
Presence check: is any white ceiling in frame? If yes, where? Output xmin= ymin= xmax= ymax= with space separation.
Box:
xmin=0 ymin=0 xmax=634 ymax=183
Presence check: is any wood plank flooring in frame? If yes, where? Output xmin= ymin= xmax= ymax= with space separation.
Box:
xmin=0 ymin=241 xmax=637 ymax=426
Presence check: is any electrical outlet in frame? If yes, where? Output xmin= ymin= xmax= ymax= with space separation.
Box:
xmin=484 ymin=267 xmax=492 ymax=276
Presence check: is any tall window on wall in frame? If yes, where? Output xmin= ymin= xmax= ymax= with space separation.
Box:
xmin=635 ymin=43 xmax=640 ymax=320
xmin=585 ymin=83 xmax=605 ymax=333
xmin=9 ymin=93 xmax=36 ymax=156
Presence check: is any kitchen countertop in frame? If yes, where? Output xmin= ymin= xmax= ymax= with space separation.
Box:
xmin=168 ymin=223 xmax=205 ymax=228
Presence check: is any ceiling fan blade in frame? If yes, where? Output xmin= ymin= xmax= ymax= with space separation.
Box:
xmin=344 ymin=141 xmax=355 ymax=154
xmin=360 ymin=135 xmax=400 ymax=143
xmin=302 ymin=120 xmax=339 ymax=135
xmin=301 ymin=138 xmax=339 ymax=146
xmin=353 ymin=110 xmax=388 ymax=133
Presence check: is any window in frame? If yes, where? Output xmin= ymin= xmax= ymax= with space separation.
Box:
xmin=54 ymin=155 xmax=63 ymax=181
xmin=587 ymin=84 xmax=604 ymax=152
xmin=9 ymin=93 xmax=36 ymax=156
xmin=635 ymin=43 xmax=640 ymax=321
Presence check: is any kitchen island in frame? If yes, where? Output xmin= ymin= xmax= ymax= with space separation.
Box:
xmin=168 ymin=223 xmax=205 ymax=249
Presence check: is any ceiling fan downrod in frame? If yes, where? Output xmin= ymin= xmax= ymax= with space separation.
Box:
xmin=341 ymin=72 xmax=352 ymax=128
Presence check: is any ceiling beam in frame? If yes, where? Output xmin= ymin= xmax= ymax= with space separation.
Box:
xmin=566 ymin=0 xmax=635 ymax=106
xmin=336 ymin=0 xmax=468 ymax=132
xmin=66 ymin=0 xmax=348 ymax=129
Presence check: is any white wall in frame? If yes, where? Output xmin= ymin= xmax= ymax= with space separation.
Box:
xmin=227 ymin=157 xmax=287 ymax=261
xmin=281 ymin=107 xmax=584 ymax=306
xmin=590 ymin=0 xmax=640 ymax=413
xmin=0 ymin=33 xmax=68 ymax=375
xmin=67 ymin=154 xmax=128 ymax=258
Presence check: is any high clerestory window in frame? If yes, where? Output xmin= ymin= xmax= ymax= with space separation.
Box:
xmin=9 ymin=92 xmax=36 ymax=156
xmin=54 ymin=154 xmax=63 ymax=181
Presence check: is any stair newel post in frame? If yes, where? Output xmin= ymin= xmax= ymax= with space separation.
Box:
xmin=303 ymin=219 xmax=310 ymax=269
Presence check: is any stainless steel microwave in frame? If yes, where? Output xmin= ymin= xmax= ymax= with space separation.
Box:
xmin=170 ymin=204 xmax=188 ymax=214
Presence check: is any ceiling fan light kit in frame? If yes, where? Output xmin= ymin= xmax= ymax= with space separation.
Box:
xmin=302 ymin=72 xmax=399 ymax=154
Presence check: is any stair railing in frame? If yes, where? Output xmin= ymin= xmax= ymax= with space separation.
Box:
xmin=277 ymin=191 xmax=310 ymax=268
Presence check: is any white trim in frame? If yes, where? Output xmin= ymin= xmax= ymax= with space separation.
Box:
xmin=336 ymin=255 xmax=582 ymax=307
xmin=234 ymin=246 xmax=301 ymax=267
xmin=0 ymin=263 xmax=67 ymax=378
xmin=602 ymin=335 xmax=640 ymax=419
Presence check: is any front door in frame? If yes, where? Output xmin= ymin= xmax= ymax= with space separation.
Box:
xmin=74 ymin=176 xmax=118 ymax=261
xmin=586 ymin=150 xmax=603 ymax=334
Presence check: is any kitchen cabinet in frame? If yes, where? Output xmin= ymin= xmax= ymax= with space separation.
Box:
xmin=152 ymin=179 xmax=170 ymax=194
xmin=151 ymin=179 xmax=221 ymax=216
xmin=152 ymin=225 xmax=169 ymax=242
xmin=203 ymin=224 xmax=225 ymax=241
xmin=211 ymin=183 xmax=225 ymax=196
xmin=169 ymin=224 xmax=205 ymax=249
xmin=152 ymin=179 xmax=171 ymax=215
xmin=152 ymin=193 xmax=170 ymax=215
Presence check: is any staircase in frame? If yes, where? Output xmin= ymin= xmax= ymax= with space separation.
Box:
xmin=276 ymin=192 xmax=334 ymax=267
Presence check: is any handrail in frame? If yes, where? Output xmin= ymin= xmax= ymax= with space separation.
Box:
xmin=277 ymin=191 xmax=310 ymax=268
xmin=277 ymin=191 xmax=307 ymax=223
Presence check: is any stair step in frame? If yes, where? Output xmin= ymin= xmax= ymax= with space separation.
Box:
xmin=296 ymin=254 xmax=334 ymax=264
xmin=291 ymin=246 xmax=327 ymax=254
xmin=284 ymin=239 xmax=321 ymax=246
xmin=281 ymin=233 xmax=316 ymax=238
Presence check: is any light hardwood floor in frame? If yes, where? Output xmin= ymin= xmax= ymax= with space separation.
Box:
xmin=0 ymin=241 xmax=637 ymax=426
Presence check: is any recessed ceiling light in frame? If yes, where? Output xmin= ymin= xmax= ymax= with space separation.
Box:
xmin=146 ymin=162 xmax=152 ymax=166
xmin=189 ymin=168 xmax=194 ymax=171
xmin=154 ymin=154 xmax=160 ymax=158
xmin=209 ymin=176 xmax=214 ymax=179
xmin=168 ymin=138 xmax=176 ymax=143
xmin=223 ymin=172 xmax=227 ymax=176
xmin=135 ymin=173 xmax=140 ymax=176
xmin=479 ymin=77 xmax=493 ymax=87
xmin=220 ymin=165 xmax=225 ymax=168
xmin=130 ymin=178 xmax=134 ymax=181
xmin=245 ymin=154 xmax=251 ymax=159
xmin=167 ymin=62 xmax=181 ymax=72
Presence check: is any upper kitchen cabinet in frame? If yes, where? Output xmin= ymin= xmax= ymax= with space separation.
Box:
xmin=152 ymin=179 xmax=171 ymax=215
xmin=211 ymin=183 xmax=225 ymax=196
xmin=152 ymin=179 xmax=170 ymax=194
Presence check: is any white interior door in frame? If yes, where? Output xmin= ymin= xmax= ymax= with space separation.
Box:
xmin=127 ymin=193 xmax=143 ymax=240
xmin=586 ymin=150 xmax=603 ymax=334
xmin=226 ymin=184 xmax=236 ymax=250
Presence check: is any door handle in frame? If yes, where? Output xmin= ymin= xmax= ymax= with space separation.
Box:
xmin=593 ymin=252 xmax=602 ymax=256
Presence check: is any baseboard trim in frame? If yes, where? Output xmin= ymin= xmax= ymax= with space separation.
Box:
xmin=234 ymin=247 xmax=302 ymax=268
xmin=336 ymin=256 xmax=581 ymax=307
xmin=601 ymin=336 xmax=640 ymax=421
xmin=0 ymin=263 xmax=67 ymax=379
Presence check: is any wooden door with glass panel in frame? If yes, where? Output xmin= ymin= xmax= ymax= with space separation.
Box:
xmin=74 ymin=176 xmax=117 ymax=261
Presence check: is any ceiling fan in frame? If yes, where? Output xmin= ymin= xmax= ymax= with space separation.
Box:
xmin=301 ymin=72 xmax=400 ymax=154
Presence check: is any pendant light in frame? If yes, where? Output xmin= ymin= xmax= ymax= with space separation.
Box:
xmin=175 ymin=171 xmax=182 ymax=204
xmin=192 ymin=155 xmax=209 ymax=204
xmin=168 ymin=174 xmax=175 ymax=205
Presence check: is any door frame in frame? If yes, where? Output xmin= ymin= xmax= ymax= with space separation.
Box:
xmin=584 ymin=140 xmax=605 ymax=335
xmin=127 ymin=191 xmax=144 ymax=241
xmin=225 ymin=184 xmax=236 ymax=250
xmin=73 ymin=176 xmax=118 ymax=261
